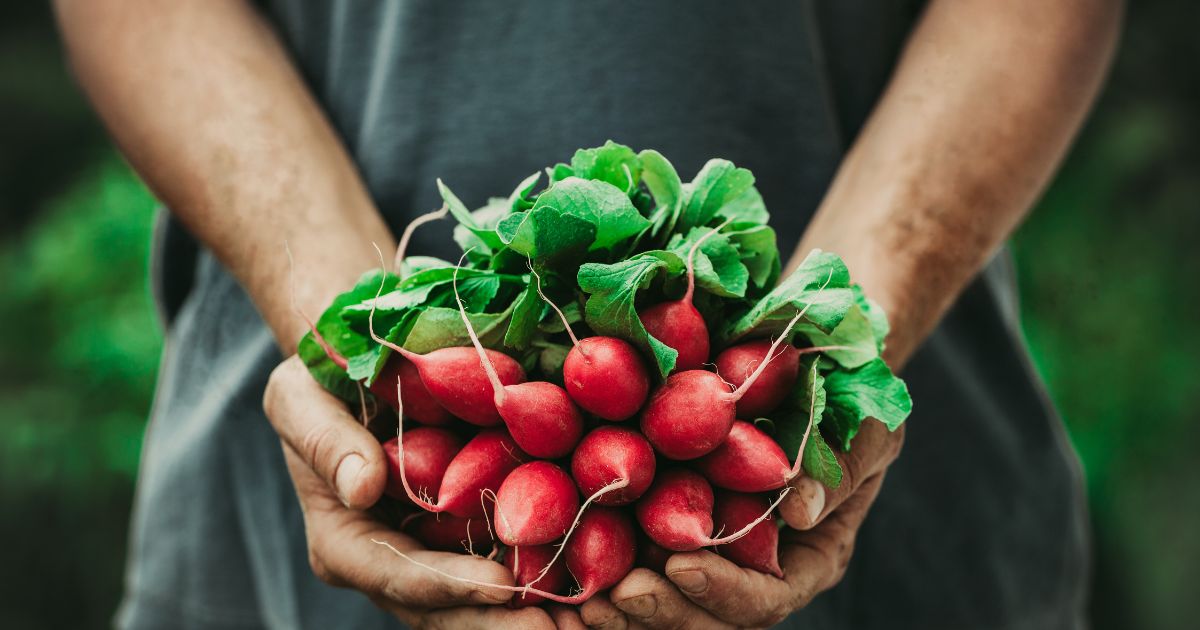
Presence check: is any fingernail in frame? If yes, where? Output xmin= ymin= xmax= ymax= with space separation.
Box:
xmin=614 ymin=594 xmax=657 ymax=618
xmin=335 ymin=453 xmax=366 ymax=507
xmin=669 ymin=569 xmax=709 ymax=594
xmin=801 ymin=477 xmax=826 ymax=526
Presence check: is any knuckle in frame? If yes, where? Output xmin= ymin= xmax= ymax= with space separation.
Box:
xmin=307 ymin=548 xmax=336 ymax=585
xmin=301 ymin=421 xmax=343 ymax=479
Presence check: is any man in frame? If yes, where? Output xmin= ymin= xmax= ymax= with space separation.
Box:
xmin=56 ymin=1 xmax=1121 ymax=628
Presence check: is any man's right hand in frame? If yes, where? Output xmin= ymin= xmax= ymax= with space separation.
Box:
xmin=263 ymin=356 xmax=556 ymax=629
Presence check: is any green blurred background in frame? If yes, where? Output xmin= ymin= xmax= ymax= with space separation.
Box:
xmin=1 ymin=3 xmax=1196 ymax=628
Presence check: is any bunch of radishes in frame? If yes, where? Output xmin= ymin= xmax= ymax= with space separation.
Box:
xmin=298 ymin=142 xmax=912 ymax=607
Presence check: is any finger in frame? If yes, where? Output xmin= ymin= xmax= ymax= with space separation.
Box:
xmin=264 ymin=355 xmax=386 ymax=509
xmin=776 ymin=473 xmax=886 ymax=610
xmin=419 ymin=605 xmax=556 ymax=630
xmin=607 ymin=568 xmax=734 ymax=630
xmin=580 ymin=596 xmax=629 ymax=630
xmin=283 ymin=446 xmax=516 ymax=609
xmin=664 ymin=550 xmax=794 ymax=628
xmin=547 ymin=604 xmax=589 ymax=630
xmin=779 ymin=420 xmax=903 ymax=530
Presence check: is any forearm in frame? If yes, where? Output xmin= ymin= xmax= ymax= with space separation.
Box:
xmin=55 ymin=0 xmax=393 ymax=352
xmin=793 ymin=0 xmax=1122 ymax=367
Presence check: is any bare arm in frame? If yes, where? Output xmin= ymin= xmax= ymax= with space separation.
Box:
xmin=796 ymin=0 xmax=1123 ymax=367
xmin=55 ymin=0 xmax=390 ymax=352
xmin=580 ymin=1 xmax=1122 ymax=627
xmin=55 ymin=2 xmax=553 ymax=626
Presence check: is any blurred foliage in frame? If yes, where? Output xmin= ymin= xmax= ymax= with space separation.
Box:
xmin=1 ymin=1 xmax=1198 ymax=629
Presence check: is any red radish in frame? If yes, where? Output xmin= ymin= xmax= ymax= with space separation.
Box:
xmin=372 ymin=356 xmax=455 ymax=425
xmin=494 ymin=462 xmax=580 ymax=547
xmin=634 ymin=469 xmax=789 ymax=552
xmin=382 ymin=427 xmax=462 ymax=501
xmin=530 ymin=265 xmax=650 ymax=420
xmin=570 ymin=426 xmax=656 ymax=506
xmin=504 ymin=545 xmax=571 ymax=608
xmin=713 ymin=491 xmax=783 ymax=578
xmin=373 ymin=505 xmax=637 ymax=605
xmin=562 ymin=337 xmax=650 ymax=420
xmin=694 ymin=421 xmax=791 ymax=492
xmin=638 ymin=224 xmax=728 ymax=373
xmin=398 ymin=427 xmax=529 ymax=518
xmin=714 ymin=340 xmax=801 ymax=417
xmin=404 ymin=512 xmax=493 ymax=554
xmin=714 ymin=339 xmax=851 ymax=418
xmin=451 ymin=262 xmax=584 ymax=458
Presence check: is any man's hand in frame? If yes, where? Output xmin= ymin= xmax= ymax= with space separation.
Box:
xmin=264 ymin=357 xmax=555 ymax=629
xmin=575 ymin=421 xmax=900 ymax=629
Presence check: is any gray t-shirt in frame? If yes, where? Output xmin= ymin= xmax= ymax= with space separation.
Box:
xmin=118 ymin=2 xmax=1089 ymax=628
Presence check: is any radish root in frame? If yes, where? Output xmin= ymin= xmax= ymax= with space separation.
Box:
xmin=452 ymin=250 xmax=507 ymax=407
xmin=372 ymin=539 xmax=590 ymax=605
xmin=394 ymin=204 xmax=449 ymax=275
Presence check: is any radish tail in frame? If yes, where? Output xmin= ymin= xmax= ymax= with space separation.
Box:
xmin=392 ymin=375 xmax=441 ymax=513
xmin=372 ymin=539 xmax=592 ymax=605
xmin=703 ymin=487 xmax=792 ymax=546
xmin=528 ymin=261 xmax=582 ymax=353
xmin=394 ymin=204 xmax=449 ymax=276
xmin=451 ymin=251 xmax=506 ymax=405
xmin=784 ymin=359 xmax=824 ymax=481
xmin=683 ymin=218 xmax=733 ymax=305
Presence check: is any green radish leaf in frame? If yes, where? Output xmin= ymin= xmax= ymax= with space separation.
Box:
xmin=299 ymin=269 xmax=398 ymax=403
xmin=803 ymin=429 xmax=844 ymax=489
xmin=455 ymin=275 xmax=501 ymax=312
xmin=438 ymin=179 xmax=505 ymax=251
xmin=503 ymin=282 xmax=544 ymax=350
xmin=822 ymin=358 xmax=912 ymax=449
xmin=497 ymin=206 xmax=597 ymax=262
xmin=508 ymin=171 xmax=542 ymax=212
xmin=577 ymin=250 xmax=685 ymax=378
xmin=639 ymin=149 xmax=684 ymax=240
xmin=724 ymin=249 xmax=855 ymax=343
xmin=774 ymin=359 xmax=826 ymax=461
xmin=796 ymin=303 xmax=879 ymax=369
xmin=571 ymin=141 xmax=641 ymax=193
xmin=401 ymin=302 xmax=515 ymax=354
xmin=667 ymin=227 xmax=749 ymax=298
xmin=532 ymin=177 xmax=650 ymax=251
xmin=399 ymin=256 xmax=452 ymax=277
xmin=454 ymin=197 xmax=513 ymax=255
xmin=716 ymin=186 xmax=769 ymax=225
xmin=548 ymin=162 xmax=573 ymax=183
xmin=768 ymin=359 xmax=843 ymax=489
xmin=726 ymin=223 xmax=780 ymax=290
xmin=853 ymin=284 xmax=890 ymax=353
xmin=678 ymin=159 xmax=757 ymax=232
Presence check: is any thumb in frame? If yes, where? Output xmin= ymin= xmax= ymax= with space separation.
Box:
xmin=264 ymin=355 xmax=387 ymax=509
